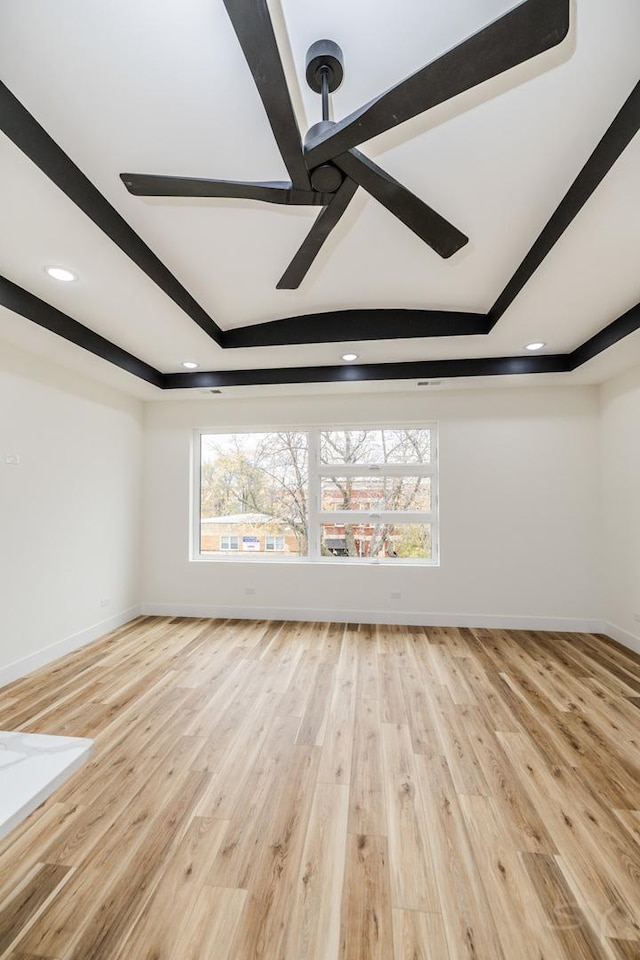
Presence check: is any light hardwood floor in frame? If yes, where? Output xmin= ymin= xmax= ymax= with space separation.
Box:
xmin=0 ymin=617 xmax=638 ymax=959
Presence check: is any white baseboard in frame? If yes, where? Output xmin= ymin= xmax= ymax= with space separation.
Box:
xmin=141 ymin=603 xmax=603 ymax=635
xmin=601 ymin=620 xmax=640 ymax=655
xmin=0 ymin=607 xmax=142 ymax=688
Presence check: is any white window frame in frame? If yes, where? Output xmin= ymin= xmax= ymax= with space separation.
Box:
xmin=193 ymin=425 xmax=438 ymax=564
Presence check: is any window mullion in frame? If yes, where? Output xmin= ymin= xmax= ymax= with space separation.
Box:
xmin=317 ymin=464 xmax=433 ymax=478
xmin=318 ymin=510 xmax=434 ymax=524
xmin=307 ymin=429 xmax=320 ymax=559
xmin=193 ymin=431 xmax=204 ymax=559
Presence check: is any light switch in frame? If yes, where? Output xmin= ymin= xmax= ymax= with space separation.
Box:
xmin=5 ymin=454 xmax=20 ymax=465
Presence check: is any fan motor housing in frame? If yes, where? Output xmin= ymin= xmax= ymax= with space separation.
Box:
xmin=309 ymin=163 xmax=343 ymax=193
xmin=304 ymin=121 xmax=343 ymax=193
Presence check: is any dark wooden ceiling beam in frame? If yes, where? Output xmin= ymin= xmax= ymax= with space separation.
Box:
xmin=568 ymin=301 xmax=640 ymax=370
xmin=0 ymin=81 xmax=224 ymax=346
xmin=223 ymin=309 xmax=489 ymax=348
xmin=0 ymin=276 xmax=164 ymax=388
xmin=3 ymin=271 xmax=638 ymax=387
xmin=489 ymin=78 xmax=640 ymax=326
xmin=163 ymin=353 xmax=570 ymax=388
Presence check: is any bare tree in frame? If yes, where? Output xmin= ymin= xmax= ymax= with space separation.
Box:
xmin=254 ymin=432 xmax=309 ymax=553
xmin=320 ymin=430 xmax=431 ymax=556
xmin=201 ymin=429 xmax=431 ymax=557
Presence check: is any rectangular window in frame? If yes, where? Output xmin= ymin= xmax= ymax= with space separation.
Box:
xmin=265 ymin=535 xmax=285 ymax=551
xmin=195 ymin=425 xmax=437 ymax=563
xmin=220 ymin=535 xmax=239 ymax=551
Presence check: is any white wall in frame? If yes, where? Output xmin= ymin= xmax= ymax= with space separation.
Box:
xmin=600 ymin=364 xmax=640 ymax=652
xmin=2 ymin=337 xmax=635 ymax=681
xmin=142 ymin=386 xmax=602 ymax=630
xmin=0 ymin=341 xmax=143 ymax=682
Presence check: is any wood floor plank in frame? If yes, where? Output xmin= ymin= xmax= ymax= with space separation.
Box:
xmin=607 ymin=939 xmax=640 ymax=959
xmin=430 ymin=646 xmax=478 ymax=706
xmin=225 ymin=745 xmax=321 ymax=959
xmin=613 ymin=808 xmax=640 ymax=845
xmin=242 ymin=619 xmax=285 ymax=660
xmin=355 ymin=625 xmax=380 ymax=700
xmin=0 ymin=617 xmax=638 ymax=960
xmin=317 ymin=640 xmax=357 ymax=785
xmin=415 ymin=754 xmax=507 ymax=960
xmin=194 ymin=692 xmax=282 ymax=819
xmin=282 ymin=782 xmax=350 ymax=960
xmin=470 ymin=719 xmax=558 ymax=854
xmin=18 ymin=739 xmax=208 ymax=957
xmin=167 ymin=885 xmax=247 ymax=960
xmin=399 ymin=675 xmax=438 ymax=755
xmin=348 ymin=698 xmax=387 ymax=836
xmin=206 ymin=716 xmax=302 ymax=889
xmin=0 ymin=863 xmax=71 ymax=955
xmin=5 ymin=952 xmax=45 ymax=959
xmin=57 ymin=767 xmax=209 ymax=960
xmin=112 ymin=817 xmax=230 ymax=960
xmin=379 ymin=653 xmax=410 ymax=724
xmin=458 ymin=793 xmax=562 ymax=960
xmin=295 ymin=662 xmax=334 ymax=746
xmin=339 ymin=834 xmax=394 ymax=960
xmin=521 ymin=852 xmax=610 ymax=959
xmin=497 ymin=731 xmax=640 ymax=940
xmin=0 ymin=802 xmax=78 ymax=900
xmin=428 ymin=687 xmax=489 ymax=796
xmin=278 ymin=655 xmax=318 ymax=718
xmin=320 ymin=621 xmax=345 ymax=664
xmin=381 ymin=722 xmax=440 ymax=912
xmin=392 ymin=908 xmax=450 ymax=960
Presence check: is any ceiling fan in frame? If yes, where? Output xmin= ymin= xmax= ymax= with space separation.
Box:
xmin=120 ymin=0 xmax=569 ymax=290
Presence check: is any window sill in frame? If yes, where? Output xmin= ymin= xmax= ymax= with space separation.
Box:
xmin=191 ymin=554 xmax=439 ymax=567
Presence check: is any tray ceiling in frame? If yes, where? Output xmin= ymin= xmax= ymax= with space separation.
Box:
xmin=0 ymin=0 xmax=639 ymax=395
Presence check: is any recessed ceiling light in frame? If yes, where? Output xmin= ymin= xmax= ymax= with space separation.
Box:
xmin=525 ymin=341 xmax=546 ymax=351
xmin=181 ymin=361 xmax=199 ymax=370
xmin=341 ymin=353 xmax=358 ymax=362
xmin=45 ymin=266 xmax=77 ymax=282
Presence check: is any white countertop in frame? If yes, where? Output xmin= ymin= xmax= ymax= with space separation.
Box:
xmin=0 ymin=730 xmax=93 ymax=842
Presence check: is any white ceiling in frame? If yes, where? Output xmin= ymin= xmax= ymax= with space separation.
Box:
xmin=0 ymin=0 xmax=638 ymax=394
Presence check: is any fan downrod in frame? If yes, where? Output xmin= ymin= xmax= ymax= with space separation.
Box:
xmin=305 ymin=42 xmax=345 ymax=194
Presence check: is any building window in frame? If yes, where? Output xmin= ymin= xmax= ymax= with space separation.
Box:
xmin=265 ymin=535 xmax=285 ymax=551
xmin=196 ymin=426 xmax=437 ymax=563
xmin=219 ymin=535 xmax=239 ymax=551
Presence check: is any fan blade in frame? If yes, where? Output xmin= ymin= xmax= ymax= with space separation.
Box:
xmin=277 ymin=178 xmax=358 ymax=289
xmin=305 ymin=0 xmax=569 ymax=166
xmin=120 ymin=173 xmax=325 ymax=205
xmin=335 ymin=150 xmax=467 ymax=258
xmin=222 ymin=0 xmax=310 ymax=190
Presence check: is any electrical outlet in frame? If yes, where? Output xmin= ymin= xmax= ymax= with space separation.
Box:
xmin=633 ymin=612 xmax=640 ymax=624
xmin=5 ymin=453 xmax=20 ymax=465
xmin=244 ymin=587 xmax=256 ymax=596
xmin=100 ymin=598 xmax=111 ymax=607
xmin=390 ymin=591 xmax=401 ymax=600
